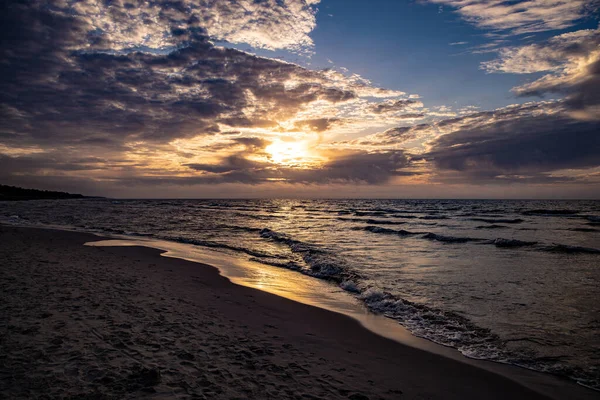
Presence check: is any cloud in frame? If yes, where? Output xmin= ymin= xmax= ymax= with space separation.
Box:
xmin=336 ymin=125 xmax=431 ymax=148
xmin=424 ymin=102 xmax=600 ymax=182
xmin=185 ymin=155 xmax=264 ymax=174
xmin=367 ymin=99 xmax=424 ymax=114
xmin=482 ymin=26 xmax=600 ymax=119
xmin=332 ymin=100 xmax=600 ymax=184
xmin=308 ymin=150 xmax=412 ymax=184
xmin=293 ymin=118 xmax=344 ymax=132
xmin=426 ymin=0 xmax=597 ymax=34
xmin=179 ymin=149 xmax=413 ymax=185
xmin=37 ymin=0 xmax=321 ymax=52
xmin=5 ymin=0 xmax=596 ymax=195
xmin=176 ymin=135 xmax=414 ymax=184
xmin=0 ymin=1 xmax=398 ymax=150
xmin=0 ymin=0 xmax=428 ymax=192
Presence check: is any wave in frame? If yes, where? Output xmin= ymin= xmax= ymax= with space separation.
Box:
xmin=217 ymin=224 xmax=263 ymax=233
xmin=362 ymin=226 xmax=421 ymax=236
xmin=255 ymin=225 xmax=599 ymax=390
xmin=486 ymin=238 xmax=537 ymax=248
xmin=231 ymin=212 xmax=287 ymax=220
xmin=353 ymin=211 xmax=390 ymax=217
xmin=334 ymin=209 xmax=424 ymax=219
xmin=584 ymin=216 xmax=600 ymax=226
xmin=567 ymin=228 xmax=599 ymax=233
xmin=476 ymin=224 xmax=508 ymax=229
xmin=259 ymin=228 xmax=359 ymax=282
xmin=247 ymin=257 xmax=304 ymax=271
xmin=358 ymin=288 xmax=503 ymax=358
xmin=257 ymin=228 xmax=506 ymax=367
xmin=361 ymin=227 xmax=596 ymax=255
xmin=361 ymin=226 xmax=482 ymax=243
xmin=337 ymin=217 xmax=407 ymax=225
xmin=541 ymin=244 xmax=600 ymax=254
xmin=469 ymin=218 xmax=524 ymax=224
xmin=422 ymin=232 xmax=482 ymax=243
xmin=522 ymin=209 xmax=580 ymax=216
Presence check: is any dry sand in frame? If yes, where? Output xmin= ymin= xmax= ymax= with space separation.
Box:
xmin=0 ymin=225 xmax=578 ymax=399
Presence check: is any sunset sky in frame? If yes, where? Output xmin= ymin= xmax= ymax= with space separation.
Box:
xmin=1 ymin=0 xmax=599 ymax=198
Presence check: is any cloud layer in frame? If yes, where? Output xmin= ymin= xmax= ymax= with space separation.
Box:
xmin=483 ymin=25 xmax=600 ymax=119
xmin=39 ymin=0 xmax=321 ymax=51
xmin=334 ymin=101 xmax=600 ymax=184
xmin=0 ymin=0 xmax=425 ymax=189
xmin=428 ymin=0 xmax=597 ymax=34
xmin=0 ymin=0 xmax=599 ymax=196
xmin=424 ymin=103 xmax=600 ymax=183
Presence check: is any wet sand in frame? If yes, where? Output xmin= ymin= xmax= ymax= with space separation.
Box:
xmin=0 ymin=225 xmax=588 ymax=399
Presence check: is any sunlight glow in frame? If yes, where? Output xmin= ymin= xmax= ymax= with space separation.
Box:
xmin=266 ymin=140 xmax=312 ymax=166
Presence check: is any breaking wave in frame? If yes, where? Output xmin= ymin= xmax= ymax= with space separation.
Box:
xmin=257 ymin=228 xmax=505 ymax=365
xmin=255 ymin=227 xmax=600 ymax=388
xmin=259 ymin=228 xmax=360 ymax=282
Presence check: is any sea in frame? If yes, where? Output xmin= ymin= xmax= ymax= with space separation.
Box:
xmin=2 ymin=198 xmax=599 ymax=390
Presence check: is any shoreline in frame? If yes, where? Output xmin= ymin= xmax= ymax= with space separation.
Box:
xmin=0 ymin=225 xmax=596 ymax=399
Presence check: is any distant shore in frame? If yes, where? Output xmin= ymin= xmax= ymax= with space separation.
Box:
xmin=0 ymin=184 xmax=102 ymax=201
xmin=0 ymin=225 xmax=593 ymax=399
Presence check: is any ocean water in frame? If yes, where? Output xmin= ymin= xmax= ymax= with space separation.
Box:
xmin=2 ymin=199 xmax=599 ymax=389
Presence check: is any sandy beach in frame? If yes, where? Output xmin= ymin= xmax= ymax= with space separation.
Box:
xmin=0 ymin=225 xmax=593 ymax=399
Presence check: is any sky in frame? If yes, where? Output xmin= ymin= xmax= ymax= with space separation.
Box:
xmin=1 ymin=0 xmax=599 ymax=198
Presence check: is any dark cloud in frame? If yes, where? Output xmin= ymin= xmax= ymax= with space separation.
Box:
xmin=183 ymin=136 xmax=272 ymax=173
xmin=4 ymin=1 xmax=596 ymax=196
xmin=180 ymin=149 xmax=413 ymax=185
xmin=425 ymin=108 xmax=600 ymax=183
xmin=373 ymin=126 xmax=421 ymax=144
xmin=518 ymin=58 xmax=600 ymax=119
xmin=0 ymin=1 xmax=358 ymax=151
xmin=307 ymin=150 xmax=411 ymax=184
xmin=185 ymin=155 xmax=263 ymax=174
xmin=368 ymin=99 xmax=423 ymax=114
xmin=0 ymin=154 xmax=100 ymax=174
xmin=0 ymin=0 xmax=421 ymax=193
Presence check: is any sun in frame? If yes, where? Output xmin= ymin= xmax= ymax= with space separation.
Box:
xmin=265 ymin=140 xmax=311 ymax=166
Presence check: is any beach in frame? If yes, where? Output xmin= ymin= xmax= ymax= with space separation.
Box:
xmin=0 ymin=225 xmax=594 ymax=399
